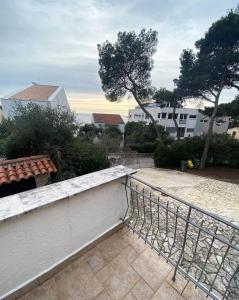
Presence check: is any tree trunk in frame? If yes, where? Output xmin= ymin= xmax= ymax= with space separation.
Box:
xmin=172 ymin=105 xmax=180 ymax=140
xmin=132 ymin=91 xmax=164 ymax=145
xmin=199 ymin=91 xmax=221 ymax=169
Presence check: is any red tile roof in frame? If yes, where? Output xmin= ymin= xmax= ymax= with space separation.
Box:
xmin=0 ymin=155 xmax=57 ymax=185
xmin=92 ymin=113 xmax=124 ymax=125
xmin=9 ymin=84 xmax=59 ymax=101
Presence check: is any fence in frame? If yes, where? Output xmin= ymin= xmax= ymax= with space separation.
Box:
xmin=122 ymin=175 xmax=239 ymax=300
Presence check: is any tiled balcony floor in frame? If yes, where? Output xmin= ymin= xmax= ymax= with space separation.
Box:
xmin=19 ymin=226 xmax=207 ymax=300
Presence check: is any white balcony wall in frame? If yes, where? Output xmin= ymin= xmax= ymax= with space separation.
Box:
xmin=0 ymin=166 xmax=134 ymax=299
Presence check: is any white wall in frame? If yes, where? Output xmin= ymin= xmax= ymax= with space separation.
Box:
xmin=1 ymin=99 xmax=49 ymax=118
xmin=1 ymin=87 xmax=70 ymax=118
xmin=49 ymin=87 xmax=70 ymax=110
xmin=0 ymin=166 xmax=133 ymax=299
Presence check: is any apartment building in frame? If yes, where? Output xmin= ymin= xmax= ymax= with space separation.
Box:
xmin=128 ymin=103 xmax=229 ymax=138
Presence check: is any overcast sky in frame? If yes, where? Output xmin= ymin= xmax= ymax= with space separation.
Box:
xmin=0 ymin=0 xmax=238 ymax=115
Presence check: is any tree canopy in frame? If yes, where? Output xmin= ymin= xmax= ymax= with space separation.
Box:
xmin=98 ymin=29 xmax=164 ymax=143
xmin=175 ymin=8 xmax=239 ymax=168
xmin=176 ymin=9 xmax=239 ymax=101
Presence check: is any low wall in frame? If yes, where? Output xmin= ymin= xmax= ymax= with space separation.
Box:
xmin=0 ymin=165 xmax=134 ymax=299
xmin=108 ymin=152 xmax=154 ymax=169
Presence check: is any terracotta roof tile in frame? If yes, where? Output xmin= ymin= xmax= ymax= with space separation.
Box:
xmin=0 ymin=155 xmax=57 ymax=185
xmin=9 ymin=84 xmax=59 ymax=101
xmin=92 ymin=113 xmax=124 ymax=125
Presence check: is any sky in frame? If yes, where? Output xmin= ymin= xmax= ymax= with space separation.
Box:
xmin=0 ymin=0 xmax=238 ymax=115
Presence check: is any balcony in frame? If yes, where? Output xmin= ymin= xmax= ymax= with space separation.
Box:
xmin=0 ymin=166 xmax=238 ymax=300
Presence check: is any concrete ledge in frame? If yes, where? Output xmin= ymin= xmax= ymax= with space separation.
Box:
xmin=0 ymin=165 xmax=135 ymax=223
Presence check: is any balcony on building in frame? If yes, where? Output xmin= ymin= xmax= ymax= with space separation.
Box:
xmin=0 ymin=166 xmax=238 ymax=300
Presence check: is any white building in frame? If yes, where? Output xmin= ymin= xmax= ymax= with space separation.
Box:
xmin=128 ymin=103 xmax=229 ymax=139
xmin=75 ymin=113 xmax=92 ymax=126
xmin=1 ymin=83 xmax=70 ymax=118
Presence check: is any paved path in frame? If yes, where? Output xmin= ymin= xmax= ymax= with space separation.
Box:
xmin=134 ymin=168 xmax=239 ymax=223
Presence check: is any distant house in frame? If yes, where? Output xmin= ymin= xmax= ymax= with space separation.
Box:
xmin=128 ymin=103 xmax=230 ymax=139
xmin=92 ymin=113 xmax=125 ymax=133
xmin=0 ymin=155 xmax=57 ymax=198
xmin=197 ymin=114 xmax=230 ymax=136
xmin=75 ymin=113 xmax=92 ymax=126
xmin=1 ymin=83 xmax=70 ymax=118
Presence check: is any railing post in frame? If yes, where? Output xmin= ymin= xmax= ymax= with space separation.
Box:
xmin=172 ymin=206 xmax=192 ymax=282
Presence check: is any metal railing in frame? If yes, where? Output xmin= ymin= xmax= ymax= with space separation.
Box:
xmin=179 ymin=119 xmax=187 ymax=124
xmin=122 ymin=175 xmax=239 ymax=300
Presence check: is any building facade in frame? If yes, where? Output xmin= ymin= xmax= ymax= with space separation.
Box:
xmin=128 ymin=103 xmax=229 ymax=138
xmin=92 ymin=113 xmax=125 ymax=134
xmin=1 ymin=83 xmax=70 ymax=118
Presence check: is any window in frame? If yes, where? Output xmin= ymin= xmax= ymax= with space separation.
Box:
xmin=200 ymin=119 xmax=208 ymax=123
xmin=189 ymin=115 xmax=196 ymax=119
xmin=174 ymin=113 xmax=178 ymax=119
xmin=145 ymin=114 xmax=149 ymax=119
xmin=129 ymin=114 xmax=131 ymax=118
xmin=134 ymin=114 xmax=138 ymax=118
xmin=161 ymin=113 xmax=167 ymax=119
xmin=180 ymin=114 xmax=188 ymax=120
xmin=158 ymin=113 xmax=161 ymax=118
xmin=168 ymin=113 xmax=173 ymax=119
xmin=187 ymin=128 xmax=194 ymax=133
xmin=166 ymin=127 xmax=176 ymax=134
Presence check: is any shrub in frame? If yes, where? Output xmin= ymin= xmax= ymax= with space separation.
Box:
xmin=154 ymin=134 xmax=239 ymax=169
xmin=52 ymin=140 xmax=110 ymax=182
xmin=130 ymin=142 xmax=158 ymax=153
xmin=0 ymin=104 xmax=110 ymax=182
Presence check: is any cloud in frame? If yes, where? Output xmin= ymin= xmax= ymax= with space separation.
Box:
xmin=0 ymin=0 xmax=238 ymax=112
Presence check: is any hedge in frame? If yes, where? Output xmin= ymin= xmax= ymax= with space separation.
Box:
xmin=154 ymin=134 xmax=239 ymax=168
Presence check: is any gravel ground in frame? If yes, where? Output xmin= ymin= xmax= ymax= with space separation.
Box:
xmin=134 ymin=168 xmax=239 ymax=223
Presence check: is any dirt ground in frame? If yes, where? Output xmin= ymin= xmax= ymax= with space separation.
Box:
xmin=188 ymin=166 xmax=239 ymax=185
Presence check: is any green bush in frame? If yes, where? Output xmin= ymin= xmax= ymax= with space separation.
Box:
xmin=130 ymin=142 xmax=158 ymax=153
xmin=52 ymin=140 xmax=110 ymax=182
xmin=209 ymin=135 xmax=239 ymax=167
xmin=154 ymin=134 xmax=239 ymax=168
xmin=0 ymin=104 xmax=110 ymax=182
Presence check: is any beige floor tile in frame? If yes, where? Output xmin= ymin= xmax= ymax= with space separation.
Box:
xmin=94 ymin=289 xmax=111 ymax=300
xmin=55 ymin=260 xmax=103 ymax=299
xmin=120 ymin=245 xmax=139 ymax=264
xmin=123 ymin=292 xmax=137 ymax=300
xmin=131 ymin=279 xmax=154 ymax=300
xmin=122 ymin=232 xmax=147 ymax=254
xmin=131 ymin=248 xmax=172 ymax=291
xmin=85 ymin=248 xmax=108 ymax=272
xmin=182 ymin=282 xmax=208 ymax=300
xmin=116 ymin=226 xmax=130 ymax=237
xmin=166 ymin=270 xmax=188 ymax=294
xmin=97 ymin=233 xmax=129 ymax=262
xmin=151 ymin=281 xmax=184 ymax=300
xmin=19 ymin=278 xmax=61 ymax=300
xmin=96 ymin=255 xmax=140 ymax=300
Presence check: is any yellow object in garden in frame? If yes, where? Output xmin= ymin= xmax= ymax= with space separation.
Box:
xmin=187 ymin=160 xmax=194 ymax=168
